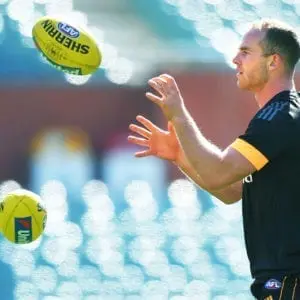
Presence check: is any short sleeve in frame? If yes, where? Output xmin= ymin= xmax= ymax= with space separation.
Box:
xmin=230 ymin=111 xmax=294 ymax=170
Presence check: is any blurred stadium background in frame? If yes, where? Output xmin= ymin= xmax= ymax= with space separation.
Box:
xmin=0 ymin=0 xmax=300 ymax=299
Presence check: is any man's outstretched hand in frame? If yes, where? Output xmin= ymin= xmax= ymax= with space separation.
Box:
xmin=128 ymin=115 xmax=182 ymax=162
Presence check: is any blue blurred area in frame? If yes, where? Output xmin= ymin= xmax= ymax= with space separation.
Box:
xmin=0 ymin=261 xmax=14 ymax=299
xmin=130 ymin=0 xmax=197 ymax=41
xmin=1 ymin=0 xmax=299 ymax=298
xmin=0 ymin=16 xmax=60 ymax=81
xmin=101 ymin=146 xmax=168 ymax=213
xmin=0 ymin=127 xmax=252 ymax=300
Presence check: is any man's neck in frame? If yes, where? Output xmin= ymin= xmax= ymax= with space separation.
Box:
xmin=254 ymin=78 xmax=295 ymax=108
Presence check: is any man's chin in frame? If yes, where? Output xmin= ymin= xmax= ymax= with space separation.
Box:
xmin=237 ymin=81 xmax=249 ymax=91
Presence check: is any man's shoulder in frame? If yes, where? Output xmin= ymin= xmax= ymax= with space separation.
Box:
xmin=255 ymin=101 xmax=290 ymax=122
xmin=254 ymin=91 xmax=300 ymax=122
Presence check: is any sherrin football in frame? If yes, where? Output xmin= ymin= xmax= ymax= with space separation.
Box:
xmin=0 ymin=189 xmax=47 ymax=244
xmin=32 ymin=16 xmax=102 ymax=75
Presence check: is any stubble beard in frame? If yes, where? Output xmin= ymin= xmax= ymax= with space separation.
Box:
xmin=238 ymin=64 xmax=269 ymax=92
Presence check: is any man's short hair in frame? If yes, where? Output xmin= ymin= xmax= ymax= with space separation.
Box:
xmin=252 ymin=19 xmax=300 ymax=75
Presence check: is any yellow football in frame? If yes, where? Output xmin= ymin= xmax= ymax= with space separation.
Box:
xmin=0 ymin=189 xmax=47 ymax=244
xmin=32 ymin=16 xmax=102 ymax=75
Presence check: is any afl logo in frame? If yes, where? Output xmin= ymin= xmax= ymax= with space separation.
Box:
xmin=57 ymin=22 xmax=80 ymax=38
xmin=264 ymin=279 xmax=282 ymax=290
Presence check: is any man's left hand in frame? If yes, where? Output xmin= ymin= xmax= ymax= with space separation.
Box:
xmin=146 ymin=74 xmax=186 ymax=120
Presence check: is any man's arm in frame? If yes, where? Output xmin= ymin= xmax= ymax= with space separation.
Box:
xmin=172 ymin=109 xmax=257 ymax=190
xmin=127 ymin=113 xmax=243 ymax=203
xmin=146 ymin=74 xmax=259 ymax=190
xmin=175 ymin=151 xmax=242 ymax=204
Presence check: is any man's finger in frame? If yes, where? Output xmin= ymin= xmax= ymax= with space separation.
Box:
xmin=127 ymin=135 xmax=149 ymax=147
xmin=136 ymin=115 xmax=160 ymax=132
xmin=145 ymin=92 xmax=163 ymax=106
xmin=160 ymin=74 xmax=173 ymax=81
xmin=152 ymin=77 xmax=168 ymax=92
xmin=129 ymin=124 xmax=151 ymax=139
xmin=135 ymin=149 xmax=152 ymax=158
xmin=160 ymin=74 xmax=178 ymax=90
xmin=148 ymin=79 xmax=166 ymax=97
xmin=168 ymin=121 xmax=175 ymax=133
xmin=150 ymin=77 xmax=168 ymax=84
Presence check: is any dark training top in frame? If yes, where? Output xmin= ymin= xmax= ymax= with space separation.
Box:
xmin=231 ymin=90 xmax=300 ymax=281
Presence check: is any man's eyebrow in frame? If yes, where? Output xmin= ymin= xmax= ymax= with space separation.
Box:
xmin=239 ymin=46 xmax=252 ymax=51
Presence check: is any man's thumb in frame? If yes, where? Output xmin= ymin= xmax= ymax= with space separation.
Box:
xmin=168 ymin=121 xmax=175 ymax=133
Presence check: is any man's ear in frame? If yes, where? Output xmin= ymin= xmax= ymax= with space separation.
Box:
xmin=269 ymin=54 xmax=281 ymax=71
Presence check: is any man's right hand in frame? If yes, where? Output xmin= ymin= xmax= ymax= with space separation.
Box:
xmin=128 ymin=115 xmax=242 ymax=204
xmin=128 ymin=115 xmax=182 ymax=163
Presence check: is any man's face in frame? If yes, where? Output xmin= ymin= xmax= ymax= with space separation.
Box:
xmin=233 ymin=29 xmax=270 ymax=92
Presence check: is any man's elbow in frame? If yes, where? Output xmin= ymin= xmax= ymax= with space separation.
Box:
xmin=222 ymin=196 xmax=241 ymax=205
xmin=206 ymin=184 xmax=242 ymax=206
xmin=202 ymin=177 xmax=226 ymax=191
xmin=202 ymin=169 xmax=241 ymax=191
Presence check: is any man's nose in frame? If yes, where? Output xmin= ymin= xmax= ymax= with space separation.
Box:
xmin=232 ymin=55 xmax=238 ymax=65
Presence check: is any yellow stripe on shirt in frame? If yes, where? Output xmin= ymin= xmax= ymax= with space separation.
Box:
xmin=231 ymin=138 xmax=269 ymax=170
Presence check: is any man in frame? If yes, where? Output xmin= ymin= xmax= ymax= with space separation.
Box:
xmin=128 ymin=19 xmax=300 ymax=299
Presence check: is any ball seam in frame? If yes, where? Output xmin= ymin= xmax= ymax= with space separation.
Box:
xmin=3 ymin=196 xmax=25 ymax=236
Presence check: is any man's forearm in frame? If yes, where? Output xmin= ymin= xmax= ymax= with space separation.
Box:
xmin=175 ymin=151 xmax=242 ymax=204
xmin=172 ymin=107 xmax=233 ymax=189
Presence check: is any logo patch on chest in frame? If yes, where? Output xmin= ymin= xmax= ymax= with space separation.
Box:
xmin=264 ymin=279 xmax=282 ymax=290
